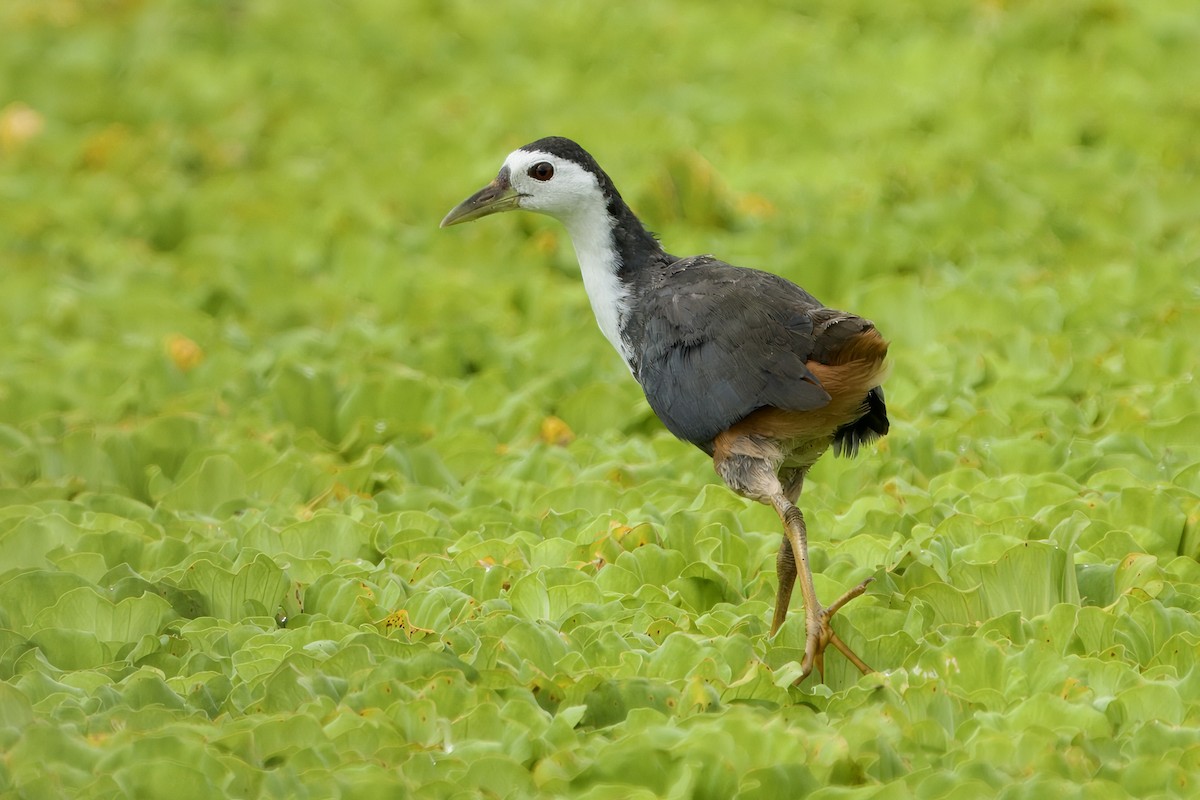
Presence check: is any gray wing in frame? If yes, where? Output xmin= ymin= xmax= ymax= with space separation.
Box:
xmin=630 ymin=256 xmax=835 ymax=448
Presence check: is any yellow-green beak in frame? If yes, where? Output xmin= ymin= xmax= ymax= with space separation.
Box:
xmin=440 ymin=172 xmax=520 ymax=228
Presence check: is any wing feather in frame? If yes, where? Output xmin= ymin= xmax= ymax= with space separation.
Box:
xmin=630 ymin=257 xmax=838 ymax=447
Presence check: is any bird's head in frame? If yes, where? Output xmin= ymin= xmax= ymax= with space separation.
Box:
xmin=440 ymin=136 xmax=612 ymax=228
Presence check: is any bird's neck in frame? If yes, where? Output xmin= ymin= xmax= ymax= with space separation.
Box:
xmin=559 ymin=198 xmax=665 ymax=369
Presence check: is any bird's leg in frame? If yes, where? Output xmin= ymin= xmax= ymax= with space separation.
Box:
xmin=769 ymin=468 xmax=805 ymax=636
xmin=771 ymin=536 xmax=797 ymax=636
xmin=769 ymin=493 xmax=873 ymax=683
xmin=713 ymin=445 xmax=872 ymax=683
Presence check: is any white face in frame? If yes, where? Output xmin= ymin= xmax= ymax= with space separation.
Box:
xmin=502 ymin=149 xmax=606 ymax=221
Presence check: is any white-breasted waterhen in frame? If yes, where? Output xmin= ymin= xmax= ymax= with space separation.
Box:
xmin=441 ymin=136 xmax=889 ymax=682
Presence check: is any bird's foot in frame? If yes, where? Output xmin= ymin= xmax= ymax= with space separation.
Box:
xmin=796 ymin=577 xmax=874 ymax=684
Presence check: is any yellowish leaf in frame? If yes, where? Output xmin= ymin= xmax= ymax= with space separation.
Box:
xmin=0 ymin=102 xmax=45 ymax=153
xmin=540 ymin=415 xmax=575 ymax=446
xmin=166 ymin=334 xmax=204 ymax=372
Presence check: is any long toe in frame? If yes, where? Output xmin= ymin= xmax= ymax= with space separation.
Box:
xmin=825 ymin=576 xmax=874 ymax=618
xmin=829 ymin=630 xmax=873 ymax=676
xmin=794 ymin=584 xmax=875 ymax=684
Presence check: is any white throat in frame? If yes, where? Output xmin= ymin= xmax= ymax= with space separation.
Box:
xmin=560 ymin=203 xmax=634 ymax=369
xmin=501 ymin=147 xmax=634 ymax=370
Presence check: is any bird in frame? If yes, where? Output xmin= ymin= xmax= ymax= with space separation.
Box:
xmin=441 ymin=136 xmax=889 ymax=682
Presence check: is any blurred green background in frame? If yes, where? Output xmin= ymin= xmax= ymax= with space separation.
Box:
xmin=2 ymin=1 xmax=1199 ymax=797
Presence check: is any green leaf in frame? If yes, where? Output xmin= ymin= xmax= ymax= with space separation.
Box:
xmin=28 ymin=628 xmax=112 ymax=670
xmin=951 ymin=541 xmax=1080 ymax=619
xmin=0 ymin=571 xmax=95 ymax=634
xmin=175 ymin=554 xmax=288 ymax=620
xmin=34 ymin=587 xmax=176 ymax=643
xmin=269 ymin=362 xmax=340 ymax=443
xmin=578 ymin=678 xmax=681 ymax=728
xmin=157 ymin=455 xmax=251 ymax=515
xmin=0 ymin=682 xmax=34 ymax=747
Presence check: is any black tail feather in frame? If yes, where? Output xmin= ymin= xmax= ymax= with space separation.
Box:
xmin=833 ymin=386 xmax=889 ymax=458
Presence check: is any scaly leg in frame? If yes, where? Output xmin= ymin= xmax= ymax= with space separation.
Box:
xmin=770 ymin=469 xmax=805 ymax=636
xmin=769 ymin=493 xmax=873 ymax=683
xmin=771 ymin=536 xmax=797 ymax=636
xmin=713 ymin=447 xmax=873 ymax=682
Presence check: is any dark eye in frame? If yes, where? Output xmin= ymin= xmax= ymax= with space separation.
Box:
xmin=528 ymin=161 xmax=554 ymax=181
